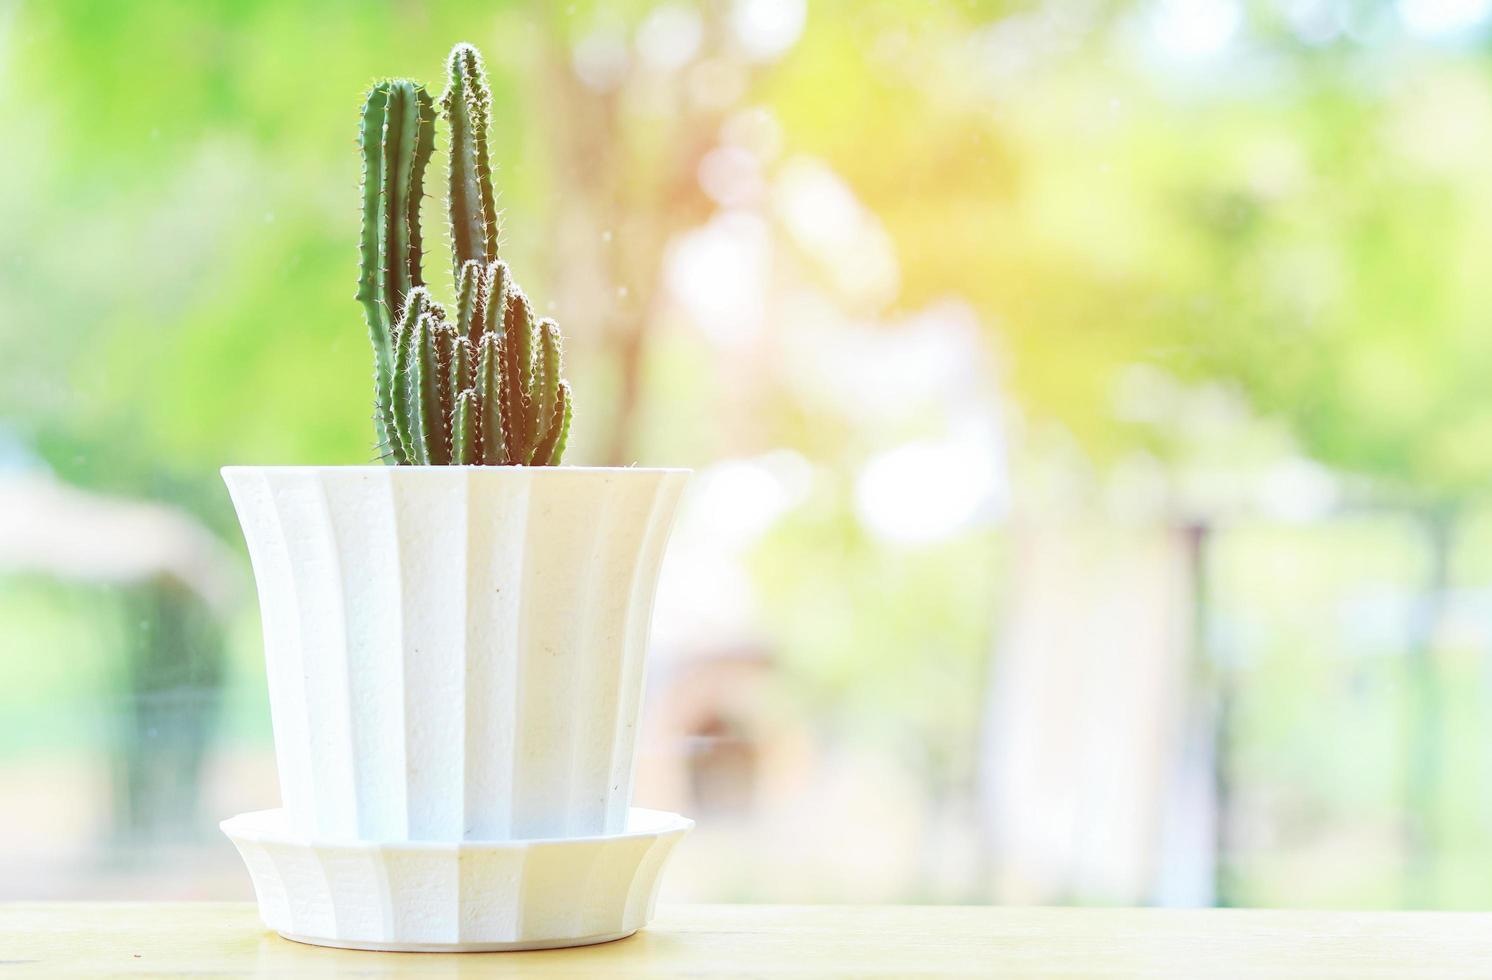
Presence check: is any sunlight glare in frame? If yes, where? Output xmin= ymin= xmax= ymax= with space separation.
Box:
xmin=855 ymin=436 xmax=1002 ymax=545
xmin=1148 ymin=0 xmax=1242 ymax=60
xmin=731 ymin=0 xmax=807 ymax=61
xmin=1397 ymin=0 xmax=1492 ymax=37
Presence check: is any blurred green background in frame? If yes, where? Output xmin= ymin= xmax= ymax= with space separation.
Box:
xmin=4 ymin=0 xmax=1492 ymax=907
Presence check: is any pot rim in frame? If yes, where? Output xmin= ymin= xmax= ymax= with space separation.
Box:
xmin=222 ymin=464 xmax=691 ymax=475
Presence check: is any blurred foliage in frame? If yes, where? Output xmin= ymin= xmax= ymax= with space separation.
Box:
xmin=10 ymin=0 xmax=1491 ymax=490
xmin=5 ymin=0 xmax=1492 ymax=906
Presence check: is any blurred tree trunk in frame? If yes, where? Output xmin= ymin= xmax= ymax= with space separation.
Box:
xmin=534 ymin=4 xmax=730 ymax=464
xmin=979 ymin=522 xmax=1196 ymax=904
xmin=1404 ymin=505 xmax=1455 ymax=906
xmin=112 ymin=581 xmax=226 ymax=847
xmin=1181 ymin=521 xmax=1236 ymax=907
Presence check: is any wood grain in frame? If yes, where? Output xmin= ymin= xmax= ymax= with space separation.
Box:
xmin=3 ymin=902 xmax=1492 ymax=978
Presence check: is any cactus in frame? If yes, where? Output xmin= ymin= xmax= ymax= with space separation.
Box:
xmin=358 ymin=43 xmax=573 ymax=465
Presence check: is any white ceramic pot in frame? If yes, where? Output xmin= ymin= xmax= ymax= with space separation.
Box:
xmin=222 ymin=465 xmax=688 ymax=842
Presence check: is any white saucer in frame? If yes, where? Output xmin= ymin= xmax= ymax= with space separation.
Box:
xmin=222 ymin=807 xmax=693 ymax=952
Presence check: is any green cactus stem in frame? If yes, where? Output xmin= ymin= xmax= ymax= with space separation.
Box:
xmin=475 ymin=333 xmax=506 ymax=464
xmin=434 ymin=321 xmax=461 ymax=462
xmin=454 ymin=260 xmax=486 ymax=348
xmin=491 ymin=289 xmax=572 ymax=465
xmin=504 ymin=289 xmax=537 ymax=449
xmin=392 ymin=288 xmax=436 ymax=463
xmin=452 ymin=388 xmax=481 ymax=464
xmin=403 ymin=311 xmax=451 ymax=466
xmin=486 ymin=260 xmax=512 ymax=327
xmin=530 ymin=381 xmax=572 ymax=467
xmin=449 ymin=336 xmax=474 ymax=409
xmin=358 ymin=79 xmax=435 ymax=464
xmin=551 ymin=382 xmax=573 ymax=462
xmin=442 ymin=43 xmax=500 ymax=277
xmin=496 ymin=334 xmax=522 ymax=462
xmin=393 ymin=310 xmax=426 ymax=465
xmin=535 ymin=319 xmax=562 ymax=432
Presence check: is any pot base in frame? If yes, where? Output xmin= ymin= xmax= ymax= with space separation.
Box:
xmin=222 ymin=807 xmax=692 ymax=953
xmin=277 ymin=928 xmax=637 ymax=953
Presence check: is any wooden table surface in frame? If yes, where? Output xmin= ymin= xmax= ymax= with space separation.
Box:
xmin=3 ymin=902 xmax=1492 ymax=978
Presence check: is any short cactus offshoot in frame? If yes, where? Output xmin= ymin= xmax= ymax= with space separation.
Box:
xmin=358 ymin=43 xmax=572 ymax=466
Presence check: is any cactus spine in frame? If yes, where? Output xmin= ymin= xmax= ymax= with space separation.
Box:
xmin=358 ymin=43 xmax=573 ymax=465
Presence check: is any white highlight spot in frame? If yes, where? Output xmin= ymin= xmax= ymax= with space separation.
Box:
xmin=855 ymin=438 xmax=1001 ymax=545
xmin=731 ymin=0 xmax=806 ymax=61
xmin=1148 ymin=0 xmax=1241 ymax=60
xmin=637 ymin=3 xmax=703 ymax=71
xmin=1398 ymin=0 xmax=1492 ymax=37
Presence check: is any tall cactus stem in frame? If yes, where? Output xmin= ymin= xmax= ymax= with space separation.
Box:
xmin=357 ymin=83 xmax=389 ymax=334
xmin=380 ymin=81 xmax=435 ymax=314
xmin=359 ymin=79 xmax=434 ymax=466
xmin=400 ymin=86 xmax=437 ymax=295
xmin=357 ymin=84 xmax=395 ymax=459
xmin=442 ymin=43 xmax=500 ymax=276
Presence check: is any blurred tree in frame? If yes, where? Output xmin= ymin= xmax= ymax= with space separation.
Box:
xmin=763 ymin=3 xmax=1492 ymax=904
xmin=1154 ymin=54 xmax=1492 ymax=904
xmin=115 ymin=582 xmax=227 ymax=845
xmin=530 ymin=1 xmax=723 ymax=464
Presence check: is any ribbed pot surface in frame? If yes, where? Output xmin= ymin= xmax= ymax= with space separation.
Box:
xmin=222 ymin=465 xmax=688 ymax=842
